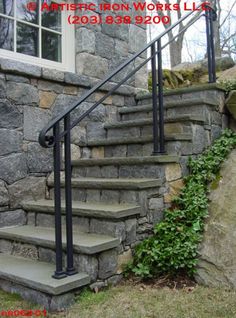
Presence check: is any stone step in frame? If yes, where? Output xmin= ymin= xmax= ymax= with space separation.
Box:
xmin=105 ymin=114 xmax=205 ymax=129
xmin=71 ymin=155 xmax=179 ymax=179
xmin=47 ymin=177 xmax=163 ymax=190
xmin=0 ymin=225 xmax=119 ymax=254
xmin=23 ymin=199 xmax=141 ymax=219
xmin=119 ymin=98 xmax=218 ymax=121
xmin=0 ymin=254 xmax=89 ymax=296
xmin=80 ymin=133 xmax=192 ymax=147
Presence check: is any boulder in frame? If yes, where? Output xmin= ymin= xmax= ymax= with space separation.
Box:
xmin=195 ymin=149 xmax=236 ymax=288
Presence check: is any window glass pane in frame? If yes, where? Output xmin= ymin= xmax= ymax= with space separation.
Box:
xmin=0 ymin=0 xmax=13 ymax=16
xmin=17 ymin=22 xmax=39 ymax=56
xmin=42 ymin=3 xmax=61 ymax=32
xmin=42 ymin=30 xmax=61 ymax=62
xmin=17 ymin=0 xmax=38 ymax=25
xmin=0 ymin=17 xmax=13 ymax=50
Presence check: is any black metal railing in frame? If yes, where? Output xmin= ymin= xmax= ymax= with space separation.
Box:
xmin=39 ymin=3 xmax=216 ymax=279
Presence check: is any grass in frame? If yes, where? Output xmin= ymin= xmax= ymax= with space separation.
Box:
xmin=1 ymin=282 xmax=236 ymax=318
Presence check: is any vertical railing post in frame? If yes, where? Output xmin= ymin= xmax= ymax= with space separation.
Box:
xmin=209 ymin=8 xmax=216 ymax=82
xmin=151 ymin=42 xmax=159 ymax=155
xmin=64 ymin=114 xmax=77 ymax=276
xmin=206 ymin=8 xmax=216 ymax=83
xmin=157 ymin=39 xmax=165 ymax=154
xmin=52 ymin=123 xmax=66 ymax=279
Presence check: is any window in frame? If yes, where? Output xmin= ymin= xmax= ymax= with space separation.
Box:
xmin=0 ymin=0 xmax=74 ymax=71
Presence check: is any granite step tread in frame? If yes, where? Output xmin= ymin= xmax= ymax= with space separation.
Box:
xmin=80 ymin=133 xmax=192 ymax=147
xmin=23 ymin=199 xmax=141 ymax=219
xmin=71 ymin=155 xmax=180 ymax=167
xmin=47 ymin=177 xmax=163 ymax=190
xmin=0 ymin=254 xmax=90 ymax=295
xmin=0 ymin=226 xmax=119 ymax=254
xmin=120 ymin=98 xmax=218 ymax=114
xmin=104 ymin=114 xmax=205 ymax=129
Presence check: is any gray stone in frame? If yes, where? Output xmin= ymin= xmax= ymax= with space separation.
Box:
xmin=0 ymin=58 xmax=42 ymax=77
xmin=23 ymin=106 xmax=51 ymax=141
xmin=98 ymin=249 xmax=118 ymax=279
xmin=89 ymin=281 xmax=107 ymax=291
xmin=38 ymin=80 xmax=64 ymax=93
xmin=129 ymin=25 xmax=147 ymax=57
xmin=0 ymin=153 xmax=27 ymax=184
xmin=125 ymin=219 xmax=137 ymax=245
xmin=64 ymin=72 xmax=92 ymax=87
xmin=6 ymin=74 xmax=30 ymax=83
xmin=71 ymin=126 xmax=87 ymax=145
xmin=27 ymin=143 xmax=53 ymax=173
xmin=107 ymin=274 xmax=122 ymax=286
xmin=90 ymin=219 xmax=126 ymax=242
xmin=8 ymin=176 xmax=46 ymax=209
xmin=52 ymin=94 xmax=79 ymax=117
xmin=112 ymin=94 xmax=125 ymax=107
xmin=0 ymin=181 xmax=9 ymax=207
xmin=72 ymin=217 xmax=90 ymax=233
xmin=0 ymin=79 xmax=6 ymax=97
xmin=76 ymin=27 xmax=96 ymax=54
xmin=0 ymin=129 xmax=23 ymax=156
xmin=27 ymin=213 xmax=35 ymax=226
xmin=149 ymin=197 xmax=164 ymax=210
xmin=36 ymin=213 xmax=54 ymax=227
xmin=74 ymin=254 xmax=98 ymax=282
xmin=0 ymin=210 xmax=26 ymax=228
xmin=38 ymin=247 xmax=56 ymax=264
xmin=42 ymin=68 xmax=64 ymax=82
xmin=101 ymin=22 xmax=129 ymax=41
xmin=100 ymin=190 xmax=119 ymax=203
xmin=76 ymin=53 xmax=108 ymax=79
xmin=0 ymin=239 xmax=12 ymax=253
xmin=196 ymin=149 xmax=236 ymax=288
xmin=95 ymin=32 xmax=115 ymax=59
xmin=50 ymin=293 xmax=75 ymax=312
xmin=12 ymin=242 xmax=38 ymax=260
xmin=87 ymin=122 xmax=106 ymax=140
xmin=0 ymin=99 xmax=23 ymax=129
xmin=6 ymin=82 xmax=39 ymax=105
xmin=114 ymin=39 xmax=129 ymax=58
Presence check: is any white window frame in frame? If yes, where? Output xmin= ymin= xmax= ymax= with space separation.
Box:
xmin=0 ymin=0 xmax=75 ymax=72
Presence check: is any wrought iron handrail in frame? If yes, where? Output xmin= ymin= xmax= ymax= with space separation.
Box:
xmin=39 ymin=3 xmax=216 ymax=279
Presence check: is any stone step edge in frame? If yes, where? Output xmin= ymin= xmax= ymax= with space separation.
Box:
xmin=0 ymin=225 xmax=120 ymax=255
xmin=0 ymin=253 xmax=90 ymax=296
xmin=22 ymin=200 xmax=141 ymax=219
xmin=119 ymin=98 xmax=217 ymax=114
xmin=47 ymin=177 xmax=163 ymax=190
xmin=72 ymin=155 xmax=180 ymax=167
xmin=80 ymin=133 xmax=192 ymax=147
xmin=104 ymin=115 xmax=205 ymax=129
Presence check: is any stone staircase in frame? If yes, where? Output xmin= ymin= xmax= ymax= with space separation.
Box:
xmin=0 ymin=85 xmax=227 ymax=310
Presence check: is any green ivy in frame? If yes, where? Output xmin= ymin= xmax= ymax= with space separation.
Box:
xmin=217 ymin=79 xmax=236 ymax=92
xmin=128 ymin=129 xmax=236 ymax=278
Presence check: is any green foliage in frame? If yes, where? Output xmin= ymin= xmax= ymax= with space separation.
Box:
xmin=217 ymin=79 xmax=236 ymax=92
xmin=129 ymin=129 xmax=236 ymax=278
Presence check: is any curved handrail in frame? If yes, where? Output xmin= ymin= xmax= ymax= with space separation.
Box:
xmin=39 ymin=2 xmax=212 ymax=148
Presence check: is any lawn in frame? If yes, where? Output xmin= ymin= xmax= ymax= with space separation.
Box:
xmin=1 ymin=280 xmax=236 ymax=318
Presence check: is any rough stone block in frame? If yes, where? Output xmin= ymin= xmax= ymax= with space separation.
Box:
xmin=0 ymin=58 xmax=41 ymax=77
xmin=76 ymin=53 xmax=108 ymax=79
xmin=27 ymin=143 xmax=53 ymax=173
xmin=23 ymin=106 xmax=51 ymax=141
xmin=38 ymin=247 xmax=56 ymax=264
xmin=98 ymin=249 xmax=118 ymax=279
xmin=74 ymin=254 xmax=98 ymax=282
xmin=72 ymin=217 xmax=90 ymax=233
xmin=165 ymin=163 xmax=182 ymax=182
xmin=0 ymin=99 xmax=23 ymax=129
xmin=87 ymin=122 xmax=106 ymax=140
xmin=42 ymin=68 xmax=64 ymax=82
xmin=36 ymin=213 xmax=54 ymax=227
xmin=164 ymin=179 xmax=184 ymax=203
xmin=6 ymin=82 xmax=39 ymax=105
xmin=117 ymin=249 xmax=133 ymax=274
xmin=0 ymin=239 xmax=12 ymax=253
xmin=39 ymin=90 xmax=57 ymax=109
xmin=90 ymin=219 xmax=125 ymax=242
xmin=0 ymin=210 xmax=26 ymax=228
xmin=76 ymin=27 xmax=96 ymax=54
xmin=0 ymin=181 xmax=9 ymax=207
xmin=107 ymin=274 xmax=122 ymax=286
xmin=0 ymin=129 xmax=23 ymax=156
xmin=0 ymin=153 xmax=27 ymax=184
xmin=0 ymin=79 xmax=6 ymax=97
xmin=100 ymin=190 xmax=119 ymax=203
xmin=38 ymin=80 xmax=64 ymax=93
xmin=12 ymin=243 xmax=38 ymax=260
xmin=95 ymin=32 xmax=115 ymax=59
xmin=91 ymin=147 xmax=105 ymax=159
xmin=125 ymin=219 xmax=137 ymax=245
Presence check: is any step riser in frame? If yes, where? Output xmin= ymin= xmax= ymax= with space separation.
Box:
xmin=81 ymin=140 xmax=195 ymax=158
xmin=106 ymin=122 xmax=193 ymax=139
xmin=25 ymin=211 xmax=138 ymax=244
xmin=120 ymin=104 xmax=218 ymax=122
xmin=48 ymin=188 xmax=160 ymax=216
xmin=72 ymin=163 xmax=165 ymax=179
xmin=0 ymin=238 xmax=117 ymax=283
